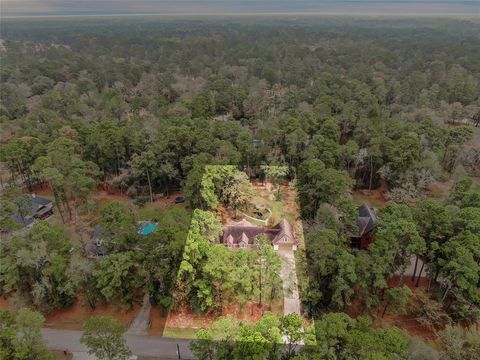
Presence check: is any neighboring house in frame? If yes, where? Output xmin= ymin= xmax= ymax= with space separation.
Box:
xmin=13 ymin=194 xmax=53 ymax=227
xmin=221 ymin=218 xmax=297 ymax=251
xmin=350 ymin=204 xmax=376 ymax=250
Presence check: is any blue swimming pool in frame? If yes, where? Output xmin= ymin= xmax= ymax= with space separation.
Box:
xmin=139 ymin=222 xmax=158 ymax=235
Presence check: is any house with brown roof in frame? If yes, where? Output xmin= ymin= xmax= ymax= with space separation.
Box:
xmin=221 ymin=218 xmax=297 ymax=251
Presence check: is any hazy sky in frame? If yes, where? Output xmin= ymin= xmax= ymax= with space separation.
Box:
xmin=2 ymin=0 xmax=479 ymax=17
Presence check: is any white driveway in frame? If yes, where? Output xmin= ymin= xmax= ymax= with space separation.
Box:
xmin=278 ymin=250 xmax=301 ymax=315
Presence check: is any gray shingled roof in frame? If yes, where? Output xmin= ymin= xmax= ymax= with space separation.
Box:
xmin=356 ymin=204 xmax=376 ymax=236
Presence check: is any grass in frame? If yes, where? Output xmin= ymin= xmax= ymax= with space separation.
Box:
xmin=137 ymin=203 xmax=168 ymax=220
xmin=251 ymin=193 xmax=295 ymax=226
xmin=351 ymin=191 xmax=386 ymax=209
xmin=162 ymin=327 xmax=199 ymax=339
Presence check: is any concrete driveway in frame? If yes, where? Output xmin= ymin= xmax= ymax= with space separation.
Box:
xmin=278 ymin=250 xmax=301 ymax=315
xmin=126 ymin=293 xmax=152 ymax=336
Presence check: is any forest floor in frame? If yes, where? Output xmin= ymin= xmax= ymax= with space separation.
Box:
xmin=0 ymin=295 xmax=141 ymax=331
xmin=162 ymin=300 xmax=283 ymax=338
xmin=344 ymin=270 xmax=437 ymax=342
xmin=351 ymin=189 xmax=388 ymax=209
xmin=377 ymin=275 xmax=437 ymax=341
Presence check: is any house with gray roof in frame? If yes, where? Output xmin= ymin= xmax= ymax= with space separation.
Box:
xmin=13 ymin=194 xmax=53 ymax=227
xmin=350 ymin=204 xmax=376 ymax=250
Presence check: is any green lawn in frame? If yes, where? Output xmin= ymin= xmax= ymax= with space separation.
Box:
xmin=162 ymin=327 xmax=199 ymax=339
xmin=251 ymin=194 xmax=295 ymax=226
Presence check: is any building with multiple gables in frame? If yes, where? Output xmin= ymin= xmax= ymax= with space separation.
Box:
xmin=221 ymin=218 xmax=298 ymax=251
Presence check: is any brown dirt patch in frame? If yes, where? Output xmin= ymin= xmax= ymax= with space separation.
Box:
xmin=165 ymin=300 xmax=280 ymax=331
xmin=377 ymin=313 xmax=437 ymax=341
xmin=44 ymin=297 xmax=141 ymax=330
xmin=345 ymin=275 xmax=436 ymax=341
xmin=428 ymin=180 xmax=454 ymax=195
xmin=0 ymin=297 xmax=10 ymax=310
xmin=149 ymin=306 xmax=168 ymax=336
xmin=381 ymin=276 xmax=435 ymax=340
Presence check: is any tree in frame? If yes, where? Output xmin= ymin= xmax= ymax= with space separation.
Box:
xmin=80 ymin=316 xmax=132 ymax=360
xmin=0 ymin=222 xmax=76 ymax=312
xmin=261 ymin=165 xmax=288 ymax=200
xmin=409 ymin=290 xmax=451 ymax=329
xmin=438 ymin=324 xmax=480 ymax=360
xmin=0 ymin=196 xmax=20 ymax=232
xmin=314 ymin=313 xmax=409 ymax=360
xmin=99 ymin=201 xmax=138 ymax=252
xmin=130 ymin=150 xmax=157 ymax=203
xmin=296 ymin=159 xmax=350 ymax=219
xmin=414 ymin=199 xmax=452 ymax=285
xmin=473 ymin=110 xmax=480 ymax=127
xmin=176 ymin=209 xmax=223 ymax=309
xmin=303 ymin=227 xmax=357 ymax=314
xmin=381 ymin=286 xmax=413 ymax=317
xmin=221 ymin=170 xmax=254 ymax=216
xmin=1 ymin=186 xmax=32 ymax=226
xmin=253 ymin=234 xmax=282 ymax=310
xmin=94 ymin=252 xmax=143 ymax=306
xmin=280 ymin=313 xmax=305 ymax=358
xmin=437 ymin=232 xmax=480 ymax=303
xmin=0 ymin=308 xmax=53 ymax=360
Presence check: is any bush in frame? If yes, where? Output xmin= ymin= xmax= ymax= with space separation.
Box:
xmin=134 ymin=196 xmax=149 ymax=208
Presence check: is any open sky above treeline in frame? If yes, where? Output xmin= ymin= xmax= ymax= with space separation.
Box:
xmin=2 ymin=0 xmax=478 ymax=17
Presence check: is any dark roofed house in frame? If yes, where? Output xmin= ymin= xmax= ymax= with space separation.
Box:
xmin=350 ymin=204 xmax=376 ymax=250
xmin=221 ymin=218 xmax=297 ymax=251
xmin=222 ymin=219 xmax=265 ymax=249
xmin=14 ymin=194 xmax=53 ymax=227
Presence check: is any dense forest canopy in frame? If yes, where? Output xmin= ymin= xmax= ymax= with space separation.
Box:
xmin=0 ymin=16 xmax=480 ymax=359
xmin=1 ymin=17 xmax=479 ymax=195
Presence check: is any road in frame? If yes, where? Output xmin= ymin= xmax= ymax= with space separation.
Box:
xmin=41 ymin=328 xmax=194 ymax=359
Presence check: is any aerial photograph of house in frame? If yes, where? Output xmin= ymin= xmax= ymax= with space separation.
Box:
xmin=1 ymin=2 xmax=479 ymax=359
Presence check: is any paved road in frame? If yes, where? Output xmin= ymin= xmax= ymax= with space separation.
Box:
xmin=41 ymin=328 xmax=194 ymax=359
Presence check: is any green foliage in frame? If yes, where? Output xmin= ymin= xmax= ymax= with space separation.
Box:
xmin=438 ymin=324 xmax=480 ymax=360
xmin=0 ymin=308 xmax=53 ymax=360
xmin=99 ymin=201 xmax=138 ymax=252
xmin=80 ymin=316 xmax=132 ymax=360
xmin=303 ymin=227 xmax=356 ymax=315
xmin=0 ymin=222 xmax=76 ymax=311
xmin=382 ymin=286 xmax=413 ymax=317
xmin=190 ymin=312 xmax=308 ymax=360
xmin=314 ymin=313 xmax=409 ymax=360
xmin=297 ymin=159 xmax=350 ymax=219
xmin=356 ymin=204 xmax=424 ymax=310
xmin=94 ymin=251 xmax=143 ymax=306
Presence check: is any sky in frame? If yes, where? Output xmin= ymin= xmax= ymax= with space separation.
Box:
xmin=2 ymin=0 xmax=479 ymax=17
